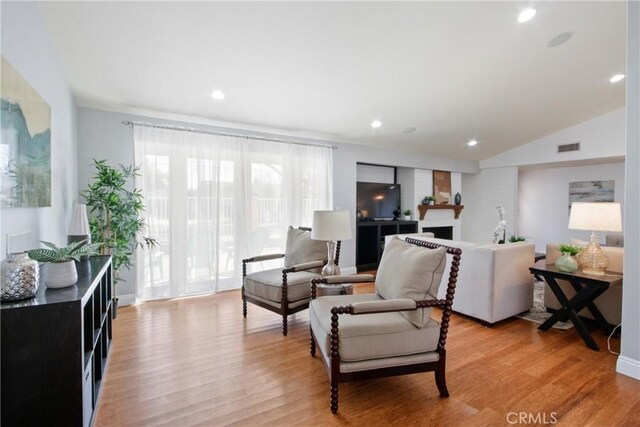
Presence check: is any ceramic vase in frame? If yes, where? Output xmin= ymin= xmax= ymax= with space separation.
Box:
xmin=1 ymin=252 xmax=40 ymax=301
xmin=44 ymin=261 xmax=78 ymax=288
xmin=454 ymin=192 xmax=462 ymax=205
xmin=555 ymin=253 xmax=578 ymax=273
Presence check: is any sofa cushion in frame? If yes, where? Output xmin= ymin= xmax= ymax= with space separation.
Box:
xmin=309 ymin=294 xmax=441 ymax=362
xmin=244 ymin=268 xmax=318 ymax=302
xmin=375 ymin=237 xmax=446 ymax=327
xmin=284 ymin=227 xmax=327 ymax=270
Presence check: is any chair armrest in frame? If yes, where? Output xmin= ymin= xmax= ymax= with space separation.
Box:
xmin=243 ymin=253 xmax=285 ymax=263
xmin=285 ymin=260 xmax=325 ymax=272
xmin=350 ymin=299 xmax=416 ymax=314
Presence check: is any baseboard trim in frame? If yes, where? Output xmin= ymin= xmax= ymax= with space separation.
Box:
xmin=616 ymin=355 xmax=640 ymax=380
xmin=117 ymin=294 xmax=136 ymax=306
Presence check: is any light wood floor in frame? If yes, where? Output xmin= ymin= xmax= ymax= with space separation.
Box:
xmin=95 ymin=284 xmax=639 ymax=427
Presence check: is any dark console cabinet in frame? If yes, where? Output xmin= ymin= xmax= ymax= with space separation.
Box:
xmin=356 ymin=220 xmax=418 ymax=271
xmin=1 ymin=256 xmax=113 ymax=427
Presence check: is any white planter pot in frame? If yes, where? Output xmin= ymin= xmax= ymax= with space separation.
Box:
xmin=44 ymin=261 xmax=78 ymax=288
xmin=404 ymin=215 xmax=411 ymax=221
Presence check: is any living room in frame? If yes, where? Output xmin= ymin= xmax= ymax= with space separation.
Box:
xmin=1 ymin=1 xmax=638 ymax=426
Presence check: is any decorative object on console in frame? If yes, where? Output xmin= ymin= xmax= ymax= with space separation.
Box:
xmin=422 ymin=195 xmax=436 ymax=205
xmin=1 ymin=252 xmax=39 ymax=302
xmin=68 ymin=203 xmax=91 ymax=244
xmin=312 ymin=210 xmax=352 ymax=276
xmin=508 ymin=234 xmax=526 ymax=243
xmin=403 ymin=209 xmax=412 ymax=220
xmin=569 ymin=202 xmax=622 ymax=275
xmin=27 ymin=240 xmax=100 ymax=288
xmin=454 ymin=192 xmax=462 ymax=206
xmin=554 ymin=243 xmax=581 ymax=273
xmin=432 ymin=170 xmax=452 ymax=204
xmin=493 ymin=206 xmax=507 ymax=244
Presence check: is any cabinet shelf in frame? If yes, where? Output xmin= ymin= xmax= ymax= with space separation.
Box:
xmin=356 ymin=220 xmax=418 ymax=270
xmin=417 ymin=204 xmax=464 ymax=220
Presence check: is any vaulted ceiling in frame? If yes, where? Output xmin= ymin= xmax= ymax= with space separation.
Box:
xmin=39 ymin=1 xmax=626 ymax=161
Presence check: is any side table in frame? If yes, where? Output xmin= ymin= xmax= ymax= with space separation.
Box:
xmin=529 ymin=260 xmax=622 ymax=351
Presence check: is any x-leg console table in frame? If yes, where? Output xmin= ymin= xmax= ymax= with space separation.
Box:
xmin=529 ymin=261 xmax=622 ymax=351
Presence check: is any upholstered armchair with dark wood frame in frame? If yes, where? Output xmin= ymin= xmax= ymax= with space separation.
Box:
xmin=309 ymin=236 xmax=461 ymax=413
xmin=242 ymin=226 xmax=341 ymax=335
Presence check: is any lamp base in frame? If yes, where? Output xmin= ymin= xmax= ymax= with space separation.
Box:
xmin=575 ymin=232 xmax=608 ymax=276
xmin=321 ymin=241 xmax=341 ymax=276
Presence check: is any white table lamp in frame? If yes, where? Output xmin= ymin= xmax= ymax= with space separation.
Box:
xmin=311 ymin=210 xmax=352 ymax=276
xmin=568 ymin=202 xmax=622 ymax=275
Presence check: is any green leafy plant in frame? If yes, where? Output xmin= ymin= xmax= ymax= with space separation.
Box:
xmin=508 ymin=234 xmax=526 ymax=243
xmin=558 ymin=243 xmax=581 ymax=256
xmin=28 ymin=240 xmax=100 ymax=263
xmin=82 ymin=159 xmax=157 ymax=286
xmin=403 ymin=209 xmax=412 ymax=216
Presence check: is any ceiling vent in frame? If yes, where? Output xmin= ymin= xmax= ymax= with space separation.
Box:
xmin=558 ymin=142 xmax=581 ymax=153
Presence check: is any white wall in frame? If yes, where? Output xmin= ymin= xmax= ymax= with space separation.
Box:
xmin=461 ymin=167 xmax=519 ymax=244
xmin=77 ymin=107 xmax=479 ymax=301
xmin=519 ymin=163 xmax=625 ymax=252
xmin=481 ymin=108 xmax=626 ymax=169
xmin=356 ymin=164 xmax=394 ymax=184
xmin=618 ymin=0 xmax=640 ymax=381
xmin=0 ymin=2 xmax=77 ymax=260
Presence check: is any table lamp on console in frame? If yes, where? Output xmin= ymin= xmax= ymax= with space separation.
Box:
xmin=312 ymin=210 xmax=352 ymax=276
xmin=568 ymin=202 xmax=622 ymax=275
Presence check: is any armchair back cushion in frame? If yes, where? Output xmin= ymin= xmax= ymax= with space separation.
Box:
xmin=284 ymin=227 xmax=327 ymax=269
xmin=375 ymin=237 xmax=447 ymax=327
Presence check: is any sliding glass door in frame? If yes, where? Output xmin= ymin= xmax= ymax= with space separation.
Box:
xmin=134 ymin=126 xmax=332 ymax=301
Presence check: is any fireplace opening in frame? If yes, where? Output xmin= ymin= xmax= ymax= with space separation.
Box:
xmin=422 ymin=226 xmax=453 ymax=240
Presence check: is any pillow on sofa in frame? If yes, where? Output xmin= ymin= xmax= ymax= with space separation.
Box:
xmin=284 ymin=226 xmax=327 ymax=270
xmin=375 ymin=237 xmax=446 ymax=327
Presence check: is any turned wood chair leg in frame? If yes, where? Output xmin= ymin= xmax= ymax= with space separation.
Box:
xmin=435 ymin=354 xmax=449 ymax=397
xmin=330 ymin=381 xmax=339 ymax=414
xmin=310 ymin=327 xmax=316 ymax=357
xmin=242 ymin=295 xmax=247 ymax=318
xmin=282 ymin=315 xmax=288 ymax=336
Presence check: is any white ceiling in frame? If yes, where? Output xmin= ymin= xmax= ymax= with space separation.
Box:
xmin=39 ymin=1 xmax=626 ymax=161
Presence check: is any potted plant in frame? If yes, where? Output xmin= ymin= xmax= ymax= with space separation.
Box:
xmin=555 ymin=243 xmax=581 ymax=273
xmin=508 ymin=234 xmax=526 ymax=243
xmin=82 ymin=159 xmax=157 ymax=316
xmin=403 ymin=209 xmax=412 ymax=221
xmin=28 ymin=240 xmax=100 ymax=288
xmin=427 ymin=195 xmax=436 ymax=205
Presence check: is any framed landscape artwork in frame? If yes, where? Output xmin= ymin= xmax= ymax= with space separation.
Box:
xmin=433 ymin=170 xmax=452 ymax=204
xmin=1 ymin=56 xmax=51 ymax=208
xmin=568 ymin=180 xmax=614 ymax=214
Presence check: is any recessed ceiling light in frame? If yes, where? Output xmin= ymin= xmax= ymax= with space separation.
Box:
xmin=609 ymin=74 xmax=625 ymax=83
xmin=468 ymin=139 xmax=478 ymax=147
xmin=548 ymin=32 xmax=573 ymax=48
xmin=402 ymin=127 xmax=416 ymax=134
xmin=371 ymin=120 xmax=382 ymax=128
xmin=211 ymin=90 xmax=225 ymax=100
xmin=518 ymin=8 xmax=536 ymax=23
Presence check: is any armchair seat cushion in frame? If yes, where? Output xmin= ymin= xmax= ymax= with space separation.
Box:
xmin=245 ymin=268 xmax=319 ymax=303
xmin=310 ymin=294 xmax=441 ymax=363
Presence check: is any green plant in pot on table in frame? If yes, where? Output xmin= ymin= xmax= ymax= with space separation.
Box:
xmin=28 ymin=240 xmax=101 ymax=288
xmin=555 ymin=243 xmax=582 ymax=273
xmin=82 ymin=159 xmax=157 ymax=316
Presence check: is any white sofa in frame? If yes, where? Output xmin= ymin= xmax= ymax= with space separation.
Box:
xmin=388 ymin=233 xmax=536 ymax=325
xmin=544 ymin=243 xmax=623 ymax=325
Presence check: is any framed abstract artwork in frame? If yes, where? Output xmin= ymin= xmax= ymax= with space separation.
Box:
xmin=568 ymin=180 xmax=614 ymax=214
xmin=433 ymin=170 xmax=452 ymax=204
xmin=1 ymin=56 xmax=51 ymax=208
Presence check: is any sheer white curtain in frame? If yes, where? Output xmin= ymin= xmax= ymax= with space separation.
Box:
xmin=134 ymin=125 xmax=333 ymax=301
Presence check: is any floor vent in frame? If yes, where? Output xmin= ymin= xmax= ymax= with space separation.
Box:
xmin=558 ymin=142 xmax=580 ymax=153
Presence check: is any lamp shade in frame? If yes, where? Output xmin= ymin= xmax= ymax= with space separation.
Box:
xmin=568 ymin=202 xmax=622 ymax=232
xmin=311 ymin=210 xmax=352 ymax=241
xmin=69 ymin=203 xmax=91 ymax=236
